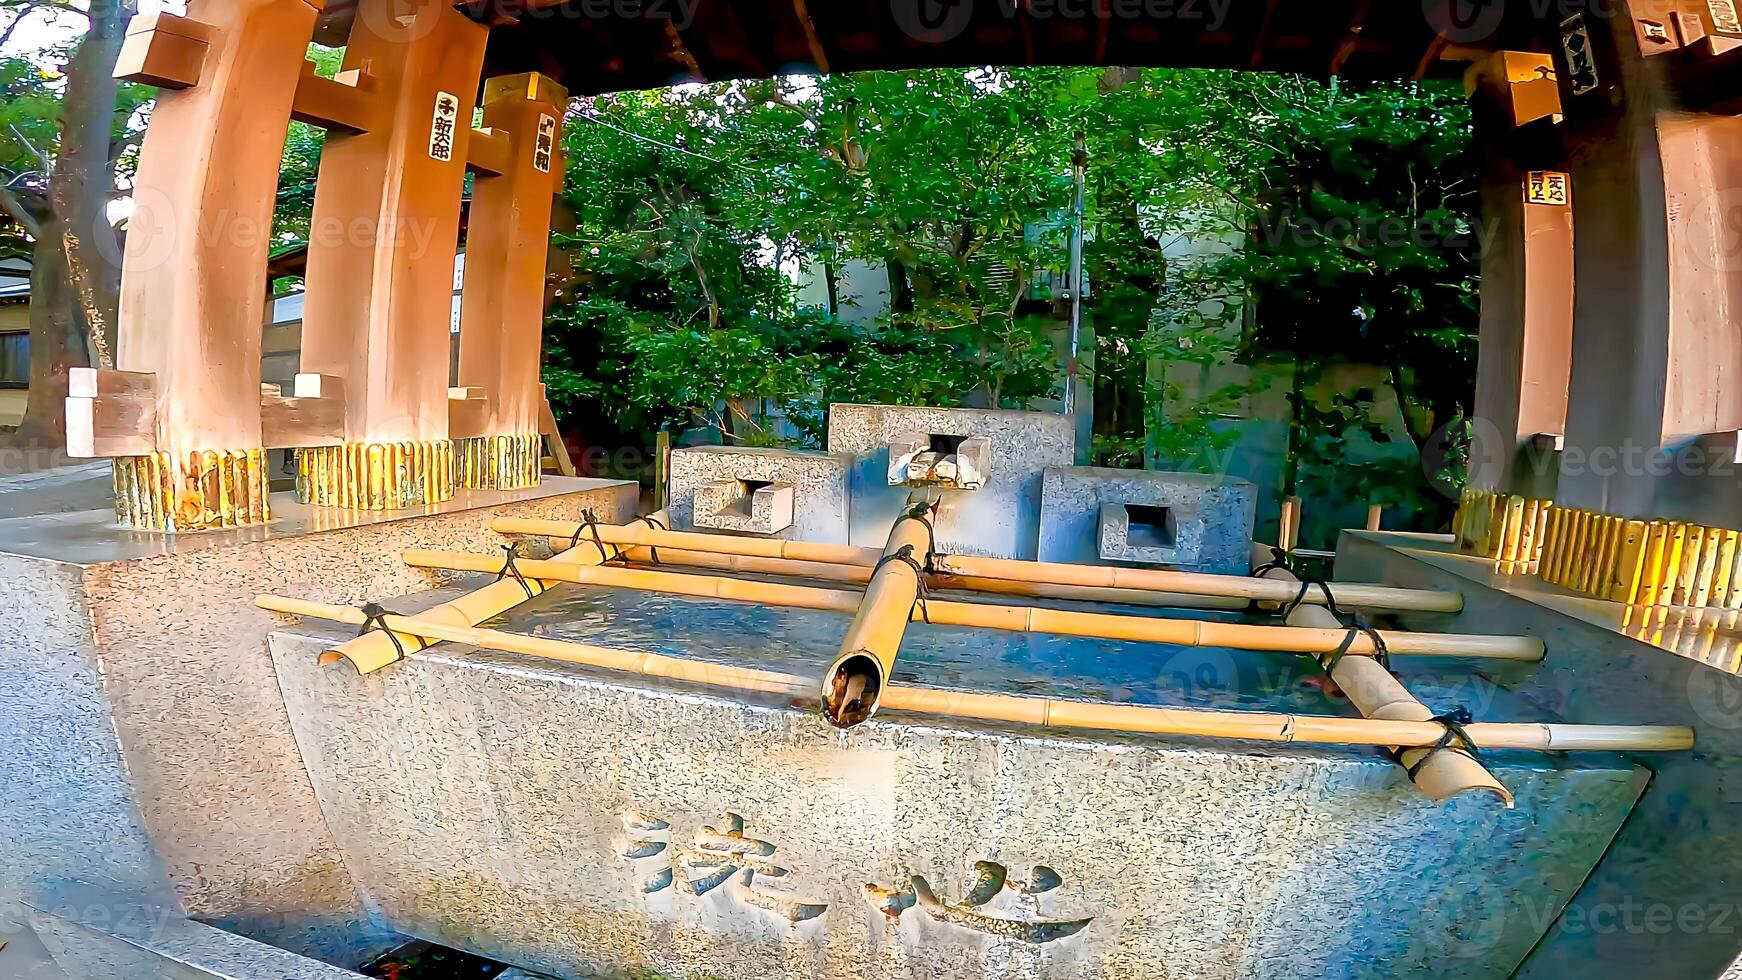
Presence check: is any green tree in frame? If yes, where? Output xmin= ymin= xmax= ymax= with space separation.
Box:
xmin=0 ymin=0 xmax=150 ymax=443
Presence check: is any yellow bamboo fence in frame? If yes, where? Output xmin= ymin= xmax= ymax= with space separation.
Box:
xmin=254 ymin=595 xmax=1693 ymax=755
xmin=1453 ymin=488 xmax=1551 ymax=575
xmin=1455 ymin=490 xmax=1742 ymax=617
xmin=490 ymin=516 xmax=1466 ymax=613
xmin=398 ymin=549 xmax=1544 ymax=661
xmin=1252 ymin=542 xmax=1514 ymax=806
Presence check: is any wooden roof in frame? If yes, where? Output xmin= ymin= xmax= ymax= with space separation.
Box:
xmin=350 ymin=0 xmax=1557 ymax=95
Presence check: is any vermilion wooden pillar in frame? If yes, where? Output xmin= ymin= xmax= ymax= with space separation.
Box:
xmin=1554 ymin=0 xmax=1742 ymax=526
xmin=453 ymin=73 xmax=569 ymax=490
xmin=1468 ymin=52 xmax=1574 ymax=498
xmin=298 ymin=0 xmax=487 ymax=509
xmin=97 ymin=0 xmax=322 ymax=530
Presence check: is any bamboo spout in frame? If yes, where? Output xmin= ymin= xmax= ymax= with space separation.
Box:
xmin=1251 ymin=543 xmax=1514 ymax=807
xmin=255 ymin=595 xmax=1694 ymax=754
xmin=397 ymin=549 xmax=1542 ymax=661
xmin=489 ymin=515 xmax=1464 ymax=613
xmin=822 ymin=504 xmax=936 ymax=728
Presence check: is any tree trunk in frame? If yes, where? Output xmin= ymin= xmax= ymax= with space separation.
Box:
xmin=50 ymin=0 xmax=132 ymax=368
xmin=15 ymin=232 xmax=84 ymax=447
xmin=17 ymin=0 xmax=134 ymax=442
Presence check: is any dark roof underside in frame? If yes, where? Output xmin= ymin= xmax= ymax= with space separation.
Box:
xmin=312 ymin=1 xmax=1558 ymax=95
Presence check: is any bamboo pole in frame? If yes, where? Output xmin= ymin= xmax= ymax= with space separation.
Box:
xmin=400 ymin=549 xmax=1545 ymax=661
xmin=825 ymin=505 xmax=934 ymax=727
xmin=1251 ymin=542 xmax=1515 ymax=806
xmin=603 ymin=544 xmax=1250 ymax=611
xmin=488 ymin=517 xmax=1464 ymax=613
xmin=255 ymin=595 xmax=1694 ymax=754
xmin=318 ymin=509 xmax=665 ymax=674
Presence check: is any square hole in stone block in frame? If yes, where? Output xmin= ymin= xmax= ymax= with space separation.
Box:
xmin=1124 ymin=505 xmax=1177 ymax=551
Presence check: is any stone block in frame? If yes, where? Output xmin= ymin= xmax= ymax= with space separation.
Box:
xmin=692 ymin=479 xmax=796 ymax=535
xmin=270 ymin=595 xmax=1646 ymax=980
xmin=888 ymin=432 xmax=992 ymax=490
xmin=0 ymin=477 xmax=636 ymax=967
xmin=1041 ymin=467 xmax=1256 ymax=574
xmin=828 ymin=404 xmax=1074 ymax=560
xmin=669 ymin=446 xmax=849 ymax=543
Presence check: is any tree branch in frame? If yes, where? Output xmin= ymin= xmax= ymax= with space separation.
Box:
xmin=0 ymin=184 xmax=44 ymax=240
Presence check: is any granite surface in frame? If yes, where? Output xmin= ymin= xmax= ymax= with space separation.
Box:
xmin=0 ymin=896 xmax=366 ymax=979
xmin=1039 ymin=467 xmax=1257 ymax=574
xmin=828 ymin=404 xmax=1074 ymax=560
xmin=670 ymin=446 xmax=850 ymax=543
xmin=0 ymin=478 xmax=637 ymax=967
xmin=270 ymin=584 xmax=1647 ymax=980
xmin=1336 ymin=531 xmax=1742 ymax=980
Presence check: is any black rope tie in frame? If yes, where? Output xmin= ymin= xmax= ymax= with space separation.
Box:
xmin=568 ymin=509 xmax=620 ymax=565
xmin=893 ymin=504 xmax=939 ymax=572
xmin=1395 ymin=707 xmax=1482 ymax=781
xmin=496 ymin=543 xmax=541 ymax=600
xmin=636 ymin=514 xmax=668 ymax=565
xmin=357 ymin=602 xmax=430 ymax=664
xmin=1250 ymin=546 xmax=1293 ymax=579
xmin=1281 ymin=578 xmax=1342 ymax=622
xmin=874 ymin=544 xmax=933 ymax=624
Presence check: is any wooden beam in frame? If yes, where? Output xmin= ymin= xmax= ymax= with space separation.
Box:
xmin=457 ymin=73 xmax=569 ymax=452
xmin=114 ymin=11 xmax=213 ymax=89
xmin=1249 ymin=0 xmax=1279 ymax=67
xmin=466 ymin=126 xmax=512 ymax=177
xmin=790 ymin=0 xmax=831 ymax=72
xmin=1413 ymin=33 xmax=1452 ymax=80
xmin=301 ymin=0 xmax=488 ymax=454
xmin=539 ymin=387 xmax=576 ymax=477
xmin=291 ymin=64 xmax=376 ymax=133
xmin=1328 ymin=0 xmax=1372 ymax=76
xmin=66 ymin=368 xmax=159 ymax=459
xmin=261 ymin=374 xmax=346 ymax=449
xmin=449 ymin=388 xmax=490 ymax=440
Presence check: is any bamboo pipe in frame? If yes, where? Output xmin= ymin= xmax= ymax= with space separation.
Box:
xmin=321 ymin=508 xmax=666 ymax=674
xmin=822 ymin=505 xmax=936 ymax=727
xmin=606 ymin=544 xmax=1249 ymax=611
xmin=258 ymin=594 xmax=809 ymax=695
xmin=1252 ymin=542 xmax=1513 ymax=807
xmin=400 ymin=550 xmax=1545 ymax=661
xmin=255 ymin=595 xmax=1694 ymax=754
xmin=492 ymin=516 xmax=1465 ymax=612
xmin=1280 ymin=496 xmax=1303 ymax=552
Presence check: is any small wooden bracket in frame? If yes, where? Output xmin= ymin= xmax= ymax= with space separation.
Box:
xmin=262 ymin=374 xmax=347 ymax=449
xmin=67 ymin=368 xmax=159 ymax=459
xmin=1529 ymin=432 xmax=1567 ymax=453
xmin=292 ymin=63 xmax=377 ymax=134
xmin=449 ymin=387 xmax=490 ymax=440
xmin=467 ymin=127 xmax=513 ymax=177
xmin=115 ymin=12 xmax=213 ymax=89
